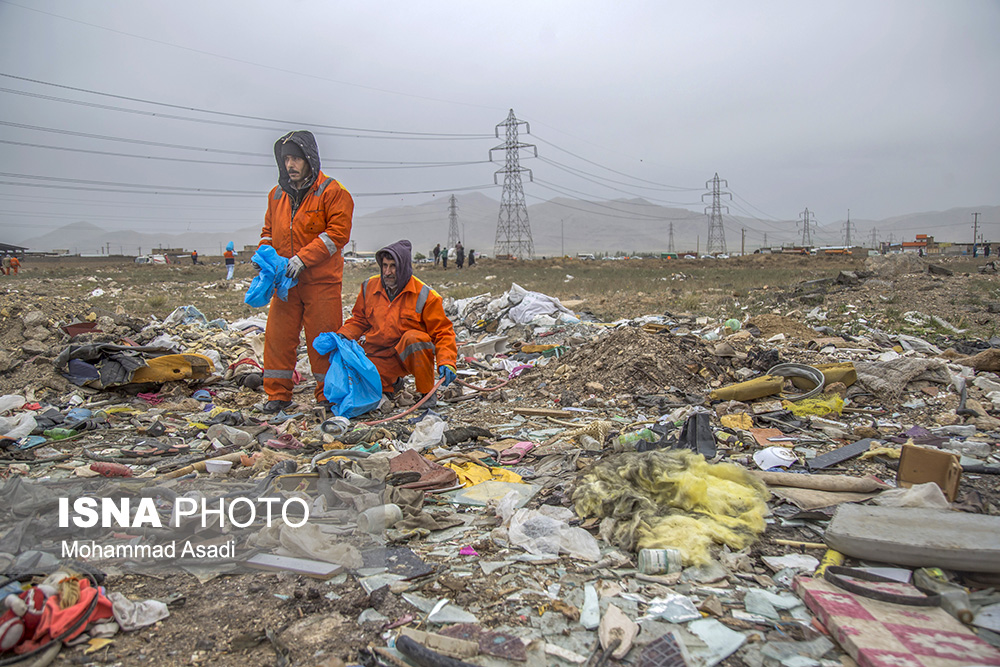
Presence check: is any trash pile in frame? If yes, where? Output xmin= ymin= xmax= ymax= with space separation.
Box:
xmin=1 ymin=266 xmax=999 ymax=666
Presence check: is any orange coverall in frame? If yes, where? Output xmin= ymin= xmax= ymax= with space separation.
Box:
xmin=339 ymin=275 xmax=457 ymax=394
xmin=260 ymin=147 xmax=353 ymax=403
xmin=9 ymin=257 xmax=19 ymax=275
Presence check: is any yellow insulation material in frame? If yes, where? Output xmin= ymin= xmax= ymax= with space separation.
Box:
xmin=572 ymin=450 xmax=769 ymax=566
xmin=783 ymin=394 xmax=845 ymax=417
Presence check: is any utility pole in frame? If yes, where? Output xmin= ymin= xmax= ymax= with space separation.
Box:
xmin=973 ymin=212 xmax=981 ymax=257
xmin=561 ymin=219 xmax=565 ymax=256
xmin=741 ymin=228 xmax=746 ymax=256
xmin=702 ymin=173 xmax=731 ymax=254
xmin=763 ymin=233 xmax=767 ymax=248
xmin=798 ymin=208 xmax=815 ymax=247
xmin=668 ymin=222 xmax=675 ymax=253
xmin=697 ymin=235 xmax=700 ymax=255
xmin=447 ymin=194 xmax=461 ymax=249
xmin=105 ymin=242 xmax=110 ymax=255
xmin=870 ymin=227 xmax=877 ymax=249
xmin=843 ymin=209 xmax=853 ymax=247
xmin=489 ymin=109 xmax=536 ymax=259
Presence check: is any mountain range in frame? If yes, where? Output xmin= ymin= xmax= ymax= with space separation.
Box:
xmin=6 ymin=194 xmax=999 ymax=258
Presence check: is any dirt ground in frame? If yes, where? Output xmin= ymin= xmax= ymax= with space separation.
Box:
xmin=1 ymin=252 xmax=999 ymax=666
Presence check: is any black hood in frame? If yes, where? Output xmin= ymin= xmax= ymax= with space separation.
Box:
xmin=274 ymin=130 xmax=321 ymax=196
xmin=376 ymin=240 xmax=413 ymax=300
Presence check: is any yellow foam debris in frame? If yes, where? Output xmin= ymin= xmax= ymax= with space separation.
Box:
xmin=573 ymin=450 xmax=769 ymax=566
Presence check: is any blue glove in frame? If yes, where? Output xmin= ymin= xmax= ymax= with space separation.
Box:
xmin=438 ymin=365 xmax=456 ymax=387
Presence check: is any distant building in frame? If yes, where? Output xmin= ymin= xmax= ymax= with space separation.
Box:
xmin=0 ymin=242 xmax=27 ymax=257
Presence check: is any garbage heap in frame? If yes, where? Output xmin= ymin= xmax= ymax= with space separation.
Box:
xmin=0 ymin=277 xmax=999 ymax=666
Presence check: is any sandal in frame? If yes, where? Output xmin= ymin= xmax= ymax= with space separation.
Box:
xmin=499 ymin=441 xmax=536 ymax=465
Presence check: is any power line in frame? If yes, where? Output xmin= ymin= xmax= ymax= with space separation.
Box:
xmin=0 ymin=84 xmax=491 ymax=141
xmin=0 ymin=139 xmax=487 ymax=170
xmin=0 ymin=4 xmax=501 ymax=112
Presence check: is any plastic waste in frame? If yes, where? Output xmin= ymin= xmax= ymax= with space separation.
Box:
xmin=205 ymin=424 xmax=252 ymax=448
xmin=405 ymin=414 xmax=447 ymax=451
xmin=580 ymin=584 xmax=600 ymax=629
xmin=245 ymin=245 xmax=297 ymax=307
xmin=614 ymin=427 xmax=656 ymax=450
xmin=43 ymin=428 xmax=78 ymax=440
xmin=0 ymin=414 xmax=36 ymax=440
xmin=0 ymin=395 xmax=26 ymax=414
xmin=507 ymin=506 xmax=600 ymax=561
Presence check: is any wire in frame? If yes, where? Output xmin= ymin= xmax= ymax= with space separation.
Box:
xmin=536 ymin=156 xmax=701 ymax=198
xmin=0 ymin=138 xmax=489 ymax=170
xmin=531 ymin=181 xmax=698 ymax=221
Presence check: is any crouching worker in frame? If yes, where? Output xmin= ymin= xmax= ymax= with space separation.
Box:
xmin=338 ymin=240 xmax=457 ymax=405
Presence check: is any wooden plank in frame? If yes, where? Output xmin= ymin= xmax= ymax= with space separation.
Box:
xmin=513 ymin=407 xmax=575 ymax=418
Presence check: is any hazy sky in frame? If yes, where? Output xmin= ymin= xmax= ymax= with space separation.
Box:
xmin=0 ymin=0 xmax=997 ymax=249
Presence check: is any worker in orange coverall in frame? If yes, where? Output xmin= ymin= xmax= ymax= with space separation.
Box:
xmin=257 ymin=130 xmax=354 ymax=413
xmin=338 ymin=240 xmax=457 ymax=405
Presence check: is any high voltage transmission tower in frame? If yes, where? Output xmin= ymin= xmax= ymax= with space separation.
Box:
xmin=702 ymin=173 xmax=731 ymax=254
xmin=843 ymin=209 xmax=855 ymax=247
xmin=489 ymin=109 xmax=536 ymax=259
xmin=668 ymin=222 xmax=675 ymax=253
xmin=798 ymin=208 xmax=815 ymax=247
xmin=447 ymin=194 xmax=461 ymax=248
xmin=870 ymin=227 xmax=877 ymax=249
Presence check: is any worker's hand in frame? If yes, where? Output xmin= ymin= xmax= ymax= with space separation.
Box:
xmin=285 ymin=255 xmax=305 ymax=279
xmin=437 ymin=365 xmax=456 ymax=387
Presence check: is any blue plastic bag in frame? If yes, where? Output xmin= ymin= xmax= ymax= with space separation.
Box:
xmin=313 ymin=333 xmax=382 ymax=418
xmin=244 ymin=246 xmax=298 ymax=307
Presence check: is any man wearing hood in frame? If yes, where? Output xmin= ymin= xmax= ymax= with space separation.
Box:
xmin=257 ymin=130 xmax=354 ymax=413
xmin=338 ymin=240 xmax=457 ymax=404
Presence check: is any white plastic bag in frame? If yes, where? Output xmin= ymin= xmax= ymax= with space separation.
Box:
xmin=0 ymin=395 xmax=25 ymax=415
xmin=404 ymin=414 xmax=447 ymax=451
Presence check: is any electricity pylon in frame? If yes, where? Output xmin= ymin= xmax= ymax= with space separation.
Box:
xmin=447 ymin=195 xmax=460 ymax=248
xmin=489 ymin=109 xmax=536 ymax=259
xmin=702 ymin=173 xmax=730 ymax=254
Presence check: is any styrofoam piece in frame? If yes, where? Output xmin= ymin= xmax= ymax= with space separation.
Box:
xmin=824 ymin=504 xmax=1000 ymax=573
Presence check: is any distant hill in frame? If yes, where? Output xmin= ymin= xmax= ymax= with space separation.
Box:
xmin=12 ymin=197 xmax=1000 ymax=257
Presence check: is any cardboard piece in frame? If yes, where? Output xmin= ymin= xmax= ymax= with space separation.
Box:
xmin=897 ymin=443 xmax=961 ymax=501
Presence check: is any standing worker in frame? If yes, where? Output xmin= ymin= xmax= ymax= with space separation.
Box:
xmin=455 ymin=242 xmax=465 ymax=269
xmin=257 ymin=130 xmax=354 ymax=414
xmin=441 ymin=246 xmax=448 ymax=270
xmin=191 ymin=249 xmax=198 ymax=265
xmin=468 ymin=249 xmax=476 ymax=267
xmin=224 ymin=242 xmax=236 ymax=280
xmin=432 ymin=243 xmax=441 ymax=267
xmin=9 ymin=256 xmax=19 ymax=276
xmin=338 ymin=240 xmax=457 ymax=406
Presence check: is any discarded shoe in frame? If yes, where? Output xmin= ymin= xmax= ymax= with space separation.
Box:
xmin=419 ymin=393 xmax=437 ymax=409
xmin=264 ymin=433 xmax=304 ymax=450
xmin=259 ymin=399 xmax=293 ymax=414
xmin=499 ymin=441 xmax=535 ymax=465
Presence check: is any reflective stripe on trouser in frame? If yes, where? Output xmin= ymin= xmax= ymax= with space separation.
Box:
xmin=263 ymin=281 xmax=343 ymax=402
xmin=365 ymin=329 xmax=437 ymax=394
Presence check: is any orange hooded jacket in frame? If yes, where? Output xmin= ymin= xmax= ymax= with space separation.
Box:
xmin=340 ymin=240 xmax=457 ymax=370
xmin=260 ymin=131 xmax=353 ymax=283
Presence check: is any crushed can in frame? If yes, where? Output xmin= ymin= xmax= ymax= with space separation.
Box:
xmin=637 ymin=548 xmax=683 ymax=575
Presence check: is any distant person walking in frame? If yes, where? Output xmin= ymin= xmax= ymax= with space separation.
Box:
xmin=455 ymin=242 xmax=465 ymax=269
xmin=224 ymin=241 xmax=236 ymax=280
xmin=441 ymin=246 xmax=448 ymax=269
xmin=432 ymin=243 xmax=441 ymax=267
xmin=0 ymin=255 xmax=9 ymax=276
xmin=191 ymin=249 xmax=199 ymax=265
xmin=468 ymin=249 xmax=475 ymax=267
xmin=9 ymin=256 xmax=19 ymax=275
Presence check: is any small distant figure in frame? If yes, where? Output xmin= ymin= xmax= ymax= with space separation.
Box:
xmin=986 ymin=244 xmax=992 ymax=258
xmin=0 ymin=255 xmax=9 ymax=275
xmin=9 ymin=256 xmax=19 ymax=276
xmin=468 ymin=249 xmax=476 ymax=267
xmin=191 ymin=249 xmax=199 ymax=265
xmin=455 ymin=242 xmax=465 ymax=269
xmin=224 ymin=241 xmax=236 ymax=280
xmin=442 ymin=247 xmax=448 ymax=269
xmin=433 ymin=243 xmax=441 ymax=267
xmin=918 ymin=247 xmax=924 ymax=257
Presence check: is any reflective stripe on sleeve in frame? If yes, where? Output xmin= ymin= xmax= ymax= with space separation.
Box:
xmin=318 ymin=233 xmax=337 ymax=256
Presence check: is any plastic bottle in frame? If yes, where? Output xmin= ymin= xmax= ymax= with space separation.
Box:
xmin=43 ymin=428 xmax=78 ymax=440
xmin=913 ymin=568 xmax=973 ymax=624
